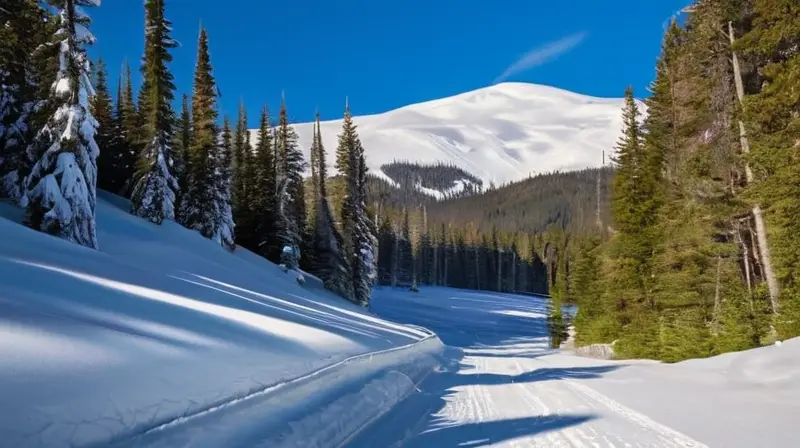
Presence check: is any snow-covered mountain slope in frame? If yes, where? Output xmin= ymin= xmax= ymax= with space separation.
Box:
xmin=253 ymin=82 xmax=642 ymax=187
xmin=0 ymin=194 xmax=440 ymax=448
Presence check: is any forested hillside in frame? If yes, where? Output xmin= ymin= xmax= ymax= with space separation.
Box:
xmin=566 ymin=0 xmax=800 ymax=362
xmin=0 ymin=0 xmax=375 ymax=308
xmin=381 ymin=161 xmax=483 ymax=199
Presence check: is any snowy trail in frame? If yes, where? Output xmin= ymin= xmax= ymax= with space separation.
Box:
xmin=350 ymin=289 xmax=708 ymax=448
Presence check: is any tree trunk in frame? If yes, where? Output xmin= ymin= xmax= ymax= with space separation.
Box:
xmin=729 ymin=21 xmax=780 ymax=313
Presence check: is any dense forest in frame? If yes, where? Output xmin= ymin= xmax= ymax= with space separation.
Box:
xmin=565 ymin=0 xmax=800 ymax=362
xmin=0 ymin=0 xmax=375 ymax=308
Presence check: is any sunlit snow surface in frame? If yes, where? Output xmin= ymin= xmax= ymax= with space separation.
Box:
xmin=254 ymin=82 xmax=646 ymax=189
xmin=351 ymin=288 xmax=800 ymax=448
xmin=0 ymin=192 xmax=429 ymax=447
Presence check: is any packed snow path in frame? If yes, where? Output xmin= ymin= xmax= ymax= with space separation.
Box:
xmin=351 ymin=289 xmax=715 ymax=448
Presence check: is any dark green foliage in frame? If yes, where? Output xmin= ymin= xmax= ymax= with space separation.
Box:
xmin=115 ymin=62 xmax=139 ymax=197
xmin=381 ymin=161 xmax=483 ymax=198
xmin=275 ymin=99 xmax=307 ymax=269
xmin=173 ymin=94 xmax=191 ymax=219
xmin=337 ymin=102 xmax=375 ymax=306
xmin=309 ymin=115 xmax=352 ymax=299
xmin=231 ymin=101 xmax=252 ymax=248
xmin=130 ymin=0 xmax=179 ymax=224
xmin=0 ymin=0 xmax=53 ymax=202
xmin=92 ymin=58 xmax=119 ymax=193
xmin=251 ymin=106 xmax=279 ymax=259
xmin=182 ymin=26 xmax=218 ymax=237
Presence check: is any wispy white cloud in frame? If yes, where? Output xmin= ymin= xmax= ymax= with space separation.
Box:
xmin=493 ymin=32 xmax=588 ymax=84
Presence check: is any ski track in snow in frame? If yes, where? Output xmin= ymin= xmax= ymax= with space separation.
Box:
xmin=350 ymin=288 xmax=710 ymax=448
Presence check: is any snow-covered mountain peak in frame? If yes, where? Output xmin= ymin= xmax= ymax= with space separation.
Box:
xmin=251 ymin=82 xmax=641 ymax=187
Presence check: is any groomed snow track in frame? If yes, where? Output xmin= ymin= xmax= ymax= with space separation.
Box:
xmin=110 ymin=332 xmax=444 ymax=448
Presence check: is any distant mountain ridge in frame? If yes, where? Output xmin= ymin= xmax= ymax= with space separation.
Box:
xmin=250 ymin=82 xmax=642 ymax=194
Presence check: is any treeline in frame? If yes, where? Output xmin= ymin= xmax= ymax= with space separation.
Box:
xmin=0 ymin=0 xmax=374 ymax=307
xmin=428 ymin=167 xmax=613 ymax=234
xmin=372 ymin=206 xmax=549 ymax=295
xmin=381 ymin=160 xmax=483 ymax=198
xmin=566 ymin=0 xmax=800 ymax=362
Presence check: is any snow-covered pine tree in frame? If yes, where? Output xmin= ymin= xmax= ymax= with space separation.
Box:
xmin=130 ymin=0 xmax=179 ymax=224
xmin=309 ymin=114 xmax=352 ymax=299
xmin=91 ymin=58 xmax=118 ymax=194
xmin=24 ymin=0 xmax=101 ymax=249
xmin=275 ymin=99 xmax=307 ymax=270
xmin=172 ymin=93 xmax=190 ymax=220
xmin=337 ymin=100 xmax=373 ymax=307
xmin=354 ymin=150 xmax=377 ymax=299
xmin=182 ymin=26 xmax=217 ymax=238
xmin=252 ymin=105 xmax=279 ymax=259
xmin=212 ymin=117 xmax=234 ymax=250
xmin=0 ymin=1 xmax=50 ymax=203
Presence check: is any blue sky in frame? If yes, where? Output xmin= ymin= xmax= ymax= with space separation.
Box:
xmin=88 ymin=0 xmax=689 ymax=126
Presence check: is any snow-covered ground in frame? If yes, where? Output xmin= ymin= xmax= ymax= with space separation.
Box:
xmin=352 ymin=287 xmax=800 ymax=447
xmin=253 ymin=82 xmax=644 ymax=187
xmin=0 ymin=193 xmax=441 ymax=448
xmin=5 ymin=191 xmax=798 ymax=448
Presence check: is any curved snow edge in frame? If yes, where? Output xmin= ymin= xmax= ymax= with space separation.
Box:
xmin=112 ymin=334 xmax=445 ymax=447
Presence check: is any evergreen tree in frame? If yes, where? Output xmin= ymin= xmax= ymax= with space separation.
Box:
xmin=252 ymin=105 xmax=279 ymax=258
xmin=182 ymin=26 xmax=218 ymax=237
xmin=130 ymin=0 xmax=179 ymax=224
xmin=24 ymin=0 xmax=101 ymax=249
xmin=337 ymin=100 xmax=374 ymax=306
xmin=115 ymin=61 xmax=139 ymax=196
xmin=91 ymin=58 xmax=118 ymax=193
xmin=309 ymin=114 xmax=352 ymax=298
xmin=0 ymin=1 xmax=50 ymax=202
xmin=212 ymin=118 xmax=234 ymax=249
xmin=172 ymin=93 xmax=190 ymax=219
xmin=275 ymin=98 xmax=307 ymax=269
xmin=739 ymin=0 xmax=800 ymax=337
xmin=231 ymin=101 xmax=251 ymax=247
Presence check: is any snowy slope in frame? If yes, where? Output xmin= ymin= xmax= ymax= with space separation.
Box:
xmin=0 ymin=193 xmax=441 ymax=448
xmin=350 ymin=287 xmax=799 ymax=447
xmin=253 ymin=83 xmax=642 ymax=187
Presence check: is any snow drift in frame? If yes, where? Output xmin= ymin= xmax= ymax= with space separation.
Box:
xmin=255 ymin=82 xmax=644 ymax=188
xmin=0 ymin=192 xmax=440 ymax=448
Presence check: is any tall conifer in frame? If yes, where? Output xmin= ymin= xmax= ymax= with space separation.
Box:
xmin=253 ymin=106 xmax=279 ymax=258
xmin=25 ymin=0 xmax=101 ymax=249
xmin=130 ymin=0 xmax=179 ymax=224
xmin=183 ymin=26 xmax=218 ymax=237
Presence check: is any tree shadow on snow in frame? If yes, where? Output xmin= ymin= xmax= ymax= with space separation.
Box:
xmin=451 ymin=364 xmax=623 ymax=387
xmin=413 ymin=414 xmax=598 ymax=447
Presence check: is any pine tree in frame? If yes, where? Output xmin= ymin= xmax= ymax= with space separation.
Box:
xmin=117 ymin=61 xmax=140 ymax=196
xmin=91 ymin=58 xmax=118 ymax=194
xmin=231 ymin=100 xmax=251 ymax=247
xmin=24 ymin=0 xmax=101 ymax=249
xmin=275 ymin=98 xmax=307 ymax=269
xmin=212 ymin=118 xmax=234 ymax=249
xmin=181 ymin=26 xmax=219 ymax=237
xmin=337 ymin=100 xmax=374 ymax=306
xmin=130 ymin=0 xmax=179 ymax=224
xmin=309 ymin=114 xmax=352 ymax=298
xmin=0 ymin=1 xmax=50 ymax=203
xmin=172 ymin=93 xmax=190 ymax=219
xmin=252 ymin=105 xmax=279 ymax=258
xmin=738 ymin=0 xmax=800 ymax=336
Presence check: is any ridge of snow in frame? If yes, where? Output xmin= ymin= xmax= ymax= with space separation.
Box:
xmin=250 ymin=82 xmax=645 ymax=187
xmin=0 ymin=192 xmax=431 ymax=447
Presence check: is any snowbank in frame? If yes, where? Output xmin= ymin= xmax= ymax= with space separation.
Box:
xmin=0 ymin=192 xmax=435 ymax=447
